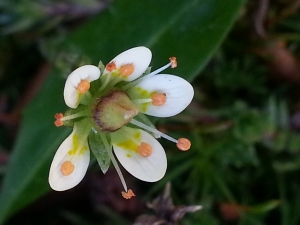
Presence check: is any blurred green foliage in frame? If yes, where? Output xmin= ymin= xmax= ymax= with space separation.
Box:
xmin=1 ymin=0 xmax=300 ymax=225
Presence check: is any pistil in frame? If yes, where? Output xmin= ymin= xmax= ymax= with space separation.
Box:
xmin=92 ymin=90 xmax=139 ymax=132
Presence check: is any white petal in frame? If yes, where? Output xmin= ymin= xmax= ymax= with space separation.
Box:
xmin=104 ymin=46 xmax=152 ymax=81
xmin=64 ymin=65 xmax=100 ymax=108
xmin=111 ymin=128 xmax=167 ymax=182
xmin=49 ymin=129 xmax=90 ymax=191
xmin=129 ymin=74 xmax=194 ymax=117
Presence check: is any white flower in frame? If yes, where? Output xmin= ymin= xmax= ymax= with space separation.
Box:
xmin=49 ymin=47 xmax=194 ymax=199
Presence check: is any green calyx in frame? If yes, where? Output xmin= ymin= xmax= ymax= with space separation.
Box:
xmin=91 ymin=89 xmax=139 ymax=132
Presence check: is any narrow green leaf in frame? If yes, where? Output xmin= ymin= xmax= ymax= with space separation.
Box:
xmin=66 ymin=0 xmax=245 ymax=81
xmin=0 ymin=71 xmax=70 ymax=223
xmin=88 ymin=129 xmax=110 ymax=174
xmin=0 ymin=0 xmax=244 ymax=223
xmin=248 ymin=200 xmax=280 ymax=214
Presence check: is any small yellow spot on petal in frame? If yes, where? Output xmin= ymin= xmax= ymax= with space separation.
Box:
xmin=169 ymin=57 xmax=177 ymax=68
xmin=151 ymin=93 xmax=166 ymax=106
xmin=126 ymin=153 xmax=131 ymax=158
xmin=61 ymin=161 xmax=75 ymax=176
xmin=120 ymin=64 xmax=134 ymax=77
xmin=54 ymin=113 xmax=64 ymax=127
xmin=77 ymin=80 xmax=90 ymax=94
xmin=122 ymin=189 xmax=135 ymax=199
xmin=134 ymin=132 xmax=141 ymax=140
xmin=137 ymin=142 xmax=152 ymax=157
xmin=106 ymin=61 xmax=117 ymax=72
xmin=177 ymin=138 xmax=191 ymax=151
xmin=117 ymin=140 xmax=138 ymax=152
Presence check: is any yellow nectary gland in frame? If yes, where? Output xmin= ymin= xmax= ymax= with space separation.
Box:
xmin=61 ymin=161 xmax=75 ymax=176
xmin=151 ymin=93 xmax=166 ymax=106
xmin=137 ymin=142 xmax=152 ymax=157
xmin=119 ymin=64 xmax=134 ymax=77
xmin=77 ymin=80 xmax=90 ymax=94
xmin=92 ymin=90 xmax=139 ymax=132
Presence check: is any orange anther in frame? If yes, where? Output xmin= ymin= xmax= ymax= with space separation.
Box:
xmin=137 ymin=142 xmax=152 ymax=157
xmin=77 ymin=80 xmax=90 ymax=94
xmin=121 ymin=189 xmax=135 ymax=199
xmin=61 ymin=161 xmax=75 ymax=176
xmin=119 ymin=63 xmax=134 ymax=77
xmin=54 ymin=113 xmax=64 ymax=127
xmin=176 ymin=138 xmax=191 ymax=151
xmin=151 ymin=93 xmax=166 ymax=106
xmin=106 ymin=61 xmax=117 ymax=72
xmin=169 ymin=57 xmax=177 ymax=68
xmin=55 ymin=113 xmax=63 ymax=119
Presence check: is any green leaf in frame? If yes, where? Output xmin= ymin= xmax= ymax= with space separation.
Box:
xmin=248 ymin=200 xmax=280 ymax=215
xmin=88 ymin=129 xmax=110 ymax=174
xmin=66 ymin=0 xmax=245 ymax=81
xmin=0 ymin=0 xmax=244 ymax=223
xmin=0 ymin=70 xmax=69 ymax=223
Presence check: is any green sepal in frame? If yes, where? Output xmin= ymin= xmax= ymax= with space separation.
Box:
xmin=88 ymin=128 xmax=111 ymax=174
xmin=98 ymin=60 xmax=105 ymax=74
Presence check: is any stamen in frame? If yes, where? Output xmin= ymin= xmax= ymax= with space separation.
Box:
xmin=121 ymin=189 xmax=135 ymax=199
xmin=132 ymin=98 xmax=153 ymax=104
xmin=120 ymin=64 xmax=134 ymax=77
xmin=130 ymin=119 xmax=191 ymax=151
xmin=54 ymin=110 xmax=88 ymax=127
xmin=77 ymin=80 xmax=90 ymax=94
xmin=151 ymin=93 xmax=166 ymax=106
xmin=61 ymin=161 xmax=75 ymax=176
xmin=106 ymin=61 xmax=117 ymax=72
xmin=54 ymin=113 xmax=64 ymax=127
xmin=100 ymin=133 xmax=128 ymax=192
xmin=122 ymin=58 xmax=176 ymax=91
xmin=130 ymin=119 xmax=174 ymax=142
xmin=169 ymin=57 xmax=177 ymax=68
xmin=137 ymin=142 xmax=152 ymax=157
xmin=176 ymin=138 xmax=191 ymax=151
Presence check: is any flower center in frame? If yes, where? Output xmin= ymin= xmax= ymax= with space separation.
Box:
xmin=92 ymin=90 xmax=139 ymax=132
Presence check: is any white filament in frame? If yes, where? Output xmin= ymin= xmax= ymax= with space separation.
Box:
xmin=100 ymin=133 xmax=128 ymax=192
xmin=130 ymin=119 xmax=178 ymax=143
xmin=122 ymin=61 xmax=172 ymax=91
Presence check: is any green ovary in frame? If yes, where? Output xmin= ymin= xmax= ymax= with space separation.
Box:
xmin=92 ymin=90 xmax=139 ymax=132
